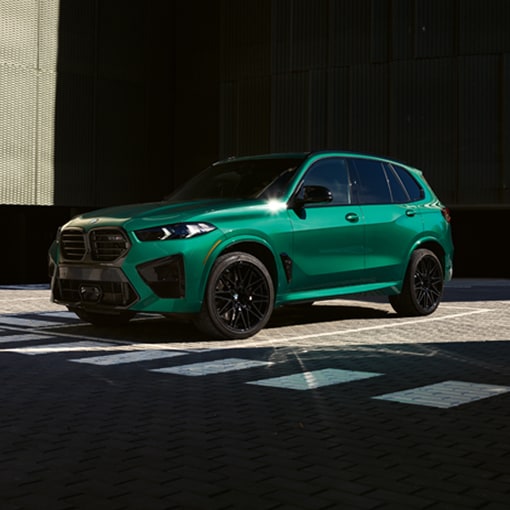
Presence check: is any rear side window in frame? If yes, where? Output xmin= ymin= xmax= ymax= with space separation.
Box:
xmin=351 ymin=159 xmax=391 ymax=204
xmin=351 ymin=159 xmax=425 ymax=204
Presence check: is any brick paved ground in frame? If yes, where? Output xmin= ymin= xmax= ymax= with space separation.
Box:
xmin=0 ymin=279 xmax=509 ymax=509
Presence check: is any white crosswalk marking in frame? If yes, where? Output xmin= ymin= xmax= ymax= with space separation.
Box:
xmin=2 ymin=341 xmax=117 ymax=355
xmin=71 ymin=350 xmax=187 ymax=366
xmin=151 ymin=358 xmax=272 ymax=376
xmin=38 ymin=311 xmax=78 ymax=320
xmin=1 ymin=326 xmax=509 ymax=409
xmin=0 ymin=334 xmax=53 ymax=344
xmin=373 ymin=380 xmax=510 ymax=408
xmin=247 ymin=368 xmax=383 ymax=390
xmin=0 ymin=316 xmax=68 ymax=328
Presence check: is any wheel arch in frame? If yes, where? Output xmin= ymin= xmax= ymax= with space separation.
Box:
xmin=393 ymin=239 xmax=448 ymax=294
xmin=415 ymin=240 xmax=447 ymax=275
xmin=196 ymin=237 xmax=281 ymax=308
xmin=194 ymin=242 xmax=278 ymax=339
xmin=219 ymin=241 xmax=279 ymax=291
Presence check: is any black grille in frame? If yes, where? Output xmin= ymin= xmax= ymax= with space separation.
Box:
xmin=60 ymin=229 xmax=86 ymax=261
xmin=54 ymin=279 xmax=137 ymax=306
xmin=90 ymin=229 xmax=129 ymax=261
xmin=60 ymin=227 xmax=129 ymax=262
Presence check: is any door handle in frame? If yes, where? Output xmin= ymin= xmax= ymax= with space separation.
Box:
xmin=345 ymin=212 xmax=359 ymax=223
xmin=405 ymin=209 xmax=416 ymax=217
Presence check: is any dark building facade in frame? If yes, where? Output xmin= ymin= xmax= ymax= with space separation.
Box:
xmin=1 ymin=0 xmax=509 ymax=283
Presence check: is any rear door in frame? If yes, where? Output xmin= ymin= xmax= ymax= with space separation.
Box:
xmin=351 ymin=158 xmax=424 ymax=284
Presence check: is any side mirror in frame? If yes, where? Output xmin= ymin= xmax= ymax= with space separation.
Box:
xmin=302 ymin=185 xmax=333 ymax=204
xmin=290 ymin=185 xmax=333 ymax=212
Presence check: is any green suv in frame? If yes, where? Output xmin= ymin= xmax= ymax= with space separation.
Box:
xmin=49 ymin=151 xmax=454 ymax=339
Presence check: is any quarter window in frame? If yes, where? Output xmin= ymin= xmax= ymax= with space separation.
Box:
xmin=384 ymin=164 xmax=409 ymax=203
xmin=392 ymin=164 xmax=424 ymax=202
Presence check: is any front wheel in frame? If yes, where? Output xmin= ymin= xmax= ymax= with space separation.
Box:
xmin=390 ymin=248 xmax=444 ymax=316
xmin=193 ymin=252 xmax=275 ymax=339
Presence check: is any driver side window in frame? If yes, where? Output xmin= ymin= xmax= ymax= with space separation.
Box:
xmin=302 ymin=158 xmax=351 ymax=205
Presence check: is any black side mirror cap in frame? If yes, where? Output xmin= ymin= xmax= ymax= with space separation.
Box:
xmin=289 ymin=185 xmax=333 ymax=211
xmin=302 ymin=185 xmax=333 ymax=204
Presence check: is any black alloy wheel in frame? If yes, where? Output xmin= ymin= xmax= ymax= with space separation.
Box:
xmin=194 ymin=252 xmax=275 ymax=339
xmin=389 ymin=248 xmax=444 ymax=316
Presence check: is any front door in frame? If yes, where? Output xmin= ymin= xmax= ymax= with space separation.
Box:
xmin=288 ymin=157 xmax=365 ymax=292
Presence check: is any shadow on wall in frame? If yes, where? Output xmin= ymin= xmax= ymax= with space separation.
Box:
xmin=2 ymin=1 xmax=508 ymax=284
xmin=53 ymin=0 xmax=175 ymax=209
xmin=0 ymin=1 xmax=175 ymax=285
xmin=449 ymin=207 xmax=510 ymax=279
xmin=0 ymin=205 xmax=90 ymax=285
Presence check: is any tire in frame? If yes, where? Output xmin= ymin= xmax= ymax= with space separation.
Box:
xmin=69 ymin=307 xmax=135 ymax=326
xmin=389 ymin=248 xmax=444 ymax=316
xmin=194 ymin=252 xmax=275 ymax=339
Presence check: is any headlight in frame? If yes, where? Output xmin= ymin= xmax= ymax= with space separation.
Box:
xmin=134 ymin=222 xmax=216 ymax=242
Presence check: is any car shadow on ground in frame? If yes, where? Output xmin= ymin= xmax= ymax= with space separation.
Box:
xmin=46 ymin=302 xmax=392 ymax=344
xmin=45 ymin=280 xmax=510 ymax=344
xmin=267 ymin=303 xmax=391 ymax=328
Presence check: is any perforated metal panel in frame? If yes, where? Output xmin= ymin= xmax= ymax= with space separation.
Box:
xmin=0 ymin=0 xmax=59 ymax=205
xmin=37 ymin=71 xmax=57 ymax=205
xmin=0 ymin=64 xmax=38 ymax=204
xmin=0 ymin=0 xmax=38 ymax=67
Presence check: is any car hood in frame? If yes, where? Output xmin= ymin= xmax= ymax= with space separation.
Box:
xmin=63 ymin=199 xmax=274 ymax=231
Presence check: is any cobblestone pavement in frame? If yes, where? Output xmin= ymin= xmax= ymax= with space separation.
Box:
xmin=0 ymin=279 xmax=509 ymax=509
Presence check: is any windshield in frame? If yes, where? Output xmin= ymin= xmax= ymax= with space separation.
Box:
xmin=168 ymin=157 xmax=306 ymax=201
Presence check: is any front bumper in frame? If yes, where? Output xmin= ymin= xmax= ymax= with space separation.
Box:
xmin=49 ymin=228 xmax=224 ymax=315
xmin=52 ymin=265 xmax=138 ymax=310
xmin=51 ymin=255 xmax=191 ymax=313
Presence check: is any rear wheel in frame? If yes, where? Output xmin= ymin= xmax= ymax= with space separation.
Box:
xmin=194 ymin=252 xmax=275 ymax=339
xmin=69 ymin=308 xmax=135 ymax=326
xmin=389 ymin=248 xmax=444 ymax=316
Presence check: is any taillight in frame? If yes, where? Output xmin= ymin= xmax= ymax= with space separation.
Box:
xmin=441 ymin=207 xmax=451 ymax=223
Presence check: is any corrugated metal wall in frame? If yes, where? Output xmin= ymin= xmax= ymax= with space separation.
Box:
xmin=219 ymin=0 xmax=510 ymax=205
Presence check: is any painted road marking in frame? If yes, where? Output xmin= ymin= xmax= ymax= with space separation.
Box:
xmin=272 ymin=307 xmax=492 ymax=343
xmin=71 ymin=349 xmax=187 ymax=366
xmin=1 ymin=341 xmax=117 ymax=355
xmin=247 ymin=368 xmax=383 ymax=390
xmin=38 ymin=311 xmax=78 ymax=320
xmin=373 ymin=380 xmax=510 ymax=408
xmin=1 ymin=331 xmax=508 ymax=409
xmin=0 ymin=333 xmax=54 ymax=344
xmin=151 ymin=358 xmax=272 ymax=376
xmin=0 ymin=316 xmax=71 ymax=328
